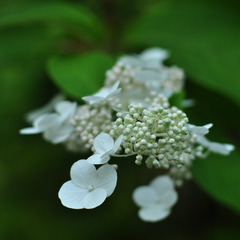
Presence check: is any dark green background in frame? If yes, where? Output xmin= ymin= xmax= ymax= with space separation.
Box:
xmin=1 ymin=0 xmax=240 ymax=239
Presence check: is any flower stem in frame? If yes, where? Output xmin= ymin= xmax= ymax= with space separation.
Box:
xmin=111 ymin=153 xmax=137 ymax=158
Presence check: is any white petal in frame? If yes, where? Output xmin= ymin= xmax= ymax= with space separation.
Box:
xmin=93 ymin=82 xmax=121 ymax=100
xmin=82 ymin=83 xmax=121 ymax=105
xmin=58 ymin=180 xmax=88 ymax=209
xmin=99 ymin=152 xmax=111 ymax=164
xmin=196 ymin=135 xmax=234 ymax=155
xmin=112 ymin=135 xmax=123 ymax=153
xmin=203 ymin=123 xmax=213 ymax=130
xmin=43 ymin=125 xmax=73 ymax=144
xmin=110 ymin=81 xmax=120 ymax=91
xmin=19 ymin=114 xmax=53 ymax=135
xmin=209 ymin=142 xmax=235 ymax=155
xmin=138 ymin=204 xmax=170 ymax=222
xmin=160 ymin=88 xmax=173 ymax=98
xmin=157 ymin=190 xmax=178 ymax=209
xmin=132 ymin=186 xmax=158 ymax=208
xmin=150 ymin=176 xmax=178 ymax=208
xmin=55 ymin=101 xmax=72 ymax=114
xmin=93 ymin=133 xmax=114 ymax=154
xmin=140 ymin=48 xmax=169 ymax=69
xmin=140 ymin=48 xmax=169 ymax=62
xmin=196 ymin=135 xmax=209 ymax=146
xmin=106 ymin=88 xmax=121 ymax=99
xmin=55 ymin=101 xmax=76 ymax=120
xmin=82 ymin=95 xmax=104 ymax=104
xmin=95 ymin=164 xmax=117 ymax=196
xmin=95 ymin=88 xmax=109 ymax=98
xmin=106 ymin=81 xmax=121 ymax=98
xmin=82 ymin=188 xmax=107 ymax=209
xmin=70 ymin=160 xmax=98 ymax=188
xmin=36 ymin=113 xmax=60 ymax=130
xmin=187 ymin=123 xmax=212 ymax=135
xmin=87 ymin=154 xmax=105 ymax=165
xmin=119 ymin=56 xmax=142 ymax=67
xmin=224 ymin=144 xmax=235 ymax=152
xmin=20 ymin=127 xmax=42 ymax=134
xmin=150 ymin=175 xmax=175 ymax=193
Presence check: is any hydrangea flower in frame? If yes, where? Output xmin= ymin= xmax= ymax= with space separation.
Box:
xmin=20 ymin=101 xmax=77 ymax=144
xmin=26 ymin=93 xmax=64 ymax=123
xmin=106 ymin=49 xmax=184 ymax=99
xmin=133 ymin=175 xmax=178 ymax=222
xmin=19 ymin=47 xmax=235 ymax=222
xmin=58 ymin=160 xmax=117 ymax=209
xmin=196 ymin=135 xmax=234 ymax=155
xmin=187 ymin=123 xmax=234 ymax=155
xmin=87 ymin=133 xmax=123 ymax=165
xmin=119 ymin=48 xmax=169 ymax=69
xmin=82 ymin=81 xmax=121 ymax=105
xmin=187 ymin=123 xmax=213 ymax=135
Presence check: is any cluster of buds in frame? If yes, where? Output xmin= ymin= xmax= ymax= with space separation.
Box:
xmin=20 ymin=48 xmax=234 ymax=222
xmin=110 ymin=104 xmax=190 ymax=170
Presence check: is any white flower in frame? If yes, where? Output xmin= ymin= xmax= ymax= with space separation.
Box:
xmin=187 ymin=123 xmax=213 ymax=135
xmin=119 ymin=48 xmax=169 ymax=69
xmin=133 ymin=175 xmax=178 ymax=222
xmin=58 ymin=160 xmax=117 ymax=209
xmin=196 ymin=135 xmax=234 ymax=155
xmin=26 ymin=94 xmax=65 ymax=123
xmin=133 ymin=69 xmax=174 ymax=97
xmin=82 ymin=81 xmax=121 ymax=105
xmin=87 ymin=133 xmax=123 ymax=165
xmin=20 ymin=101 xmax=77 ymax=144
xmin=187 ymin=123 xmax=234 ymax=155
xmin=140 ymin=48 xmax=169 ymax=68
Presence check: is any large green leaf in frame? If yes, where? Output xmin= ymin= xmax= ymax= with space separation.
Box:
xmin=0 ymin=2 xmax=105 ymax=42
xmin=47 ymin=52 xmax=115 ymax=99
xmin=192 ymin=151 xmax=240 ymax=213
xmin=125 ymin=0 xmax=240 ymax=106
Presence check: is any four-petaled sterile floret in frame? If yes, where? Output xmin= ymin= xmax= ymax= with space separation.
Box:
xmin=58 ymin=160 xmax=117 ymax=209
xmin=133 ymin=175 xmax=178 ymax=222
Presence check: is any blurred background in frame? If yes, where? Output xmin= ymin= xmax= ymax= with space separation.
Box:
xmin=1 ymin=0 xmax=240 ymax=239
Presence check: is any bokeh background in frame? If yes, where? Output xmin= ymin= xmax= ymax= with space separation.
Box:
xmin=1 ymin=0 xmax=240 ymax=239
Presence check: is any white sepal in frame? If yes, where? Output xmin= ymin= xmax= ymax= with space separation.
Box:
xmin=87 ymin=133 xmax=123 ymax=165
xmin=133 ymin=175 xmax=177 ymax=222
xmin=58 ymin=160 xmax=117 ymax=209
xmin=196 ymin=135 xmax=235 ymax=155
xmin=187 ymin=123 xmax=213 ymax=135
xmin=82 ymin=81 xmax=121 ymax=105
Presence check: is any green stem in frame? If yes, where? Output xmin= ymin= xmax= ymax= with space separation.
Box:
xmin=111 ymin=152 xmax=137 ymax=158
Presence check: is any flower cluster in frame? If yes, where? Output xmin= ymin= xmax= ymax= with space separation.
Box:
xmin=110 ymin=104 xmax=190 ymax=170
xmin=20 ymin=48 xmax=234 ymax=222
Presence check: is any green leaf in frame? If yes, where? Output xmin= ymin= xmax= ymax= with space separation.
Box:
xmin=125 ymin=0 xmax=240 ymax=106
xmin=0 ymin=2 xmax=105 ymax=42
xmin=47 ymin=52 xmax=115 ymax=99
xmin=192 ymin=151 xmax=240 ymax=213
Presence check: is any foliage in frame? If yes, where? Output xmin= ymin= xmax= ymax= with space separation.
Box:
xmin=1 ymin=0 xmax=240 ymax=239
xmin=47 ymin=52 xmax=114 ymax=99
